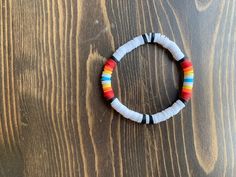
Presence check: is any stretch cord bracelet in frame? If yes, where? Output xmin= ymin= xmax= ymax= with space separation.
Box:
xmin=101 ymin=33 xmax=194 ymax=124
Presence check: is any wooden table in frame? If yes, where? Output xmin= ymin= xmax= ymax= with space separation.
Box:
xmin=0 ymin=0 xmax=235 ymax=176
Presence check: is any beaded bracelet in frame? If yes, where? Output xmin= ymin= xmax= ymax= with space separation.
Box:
xmin=101 ymin=33 xmax=194 ymax=124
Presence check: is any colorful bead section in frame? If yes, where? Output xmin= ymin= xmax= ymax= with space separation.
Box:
xmin=179 ymin=58 xmax=194 ymax=103
xmin=101 ymin=33 xmax=194 ymax=124
xmin=101 ymin=58 xmax=117 ymax=101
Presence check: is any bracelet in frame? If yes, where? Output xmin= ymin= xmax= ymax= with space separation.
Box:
xmin=101 ymin=33 xmax=194 ymax=124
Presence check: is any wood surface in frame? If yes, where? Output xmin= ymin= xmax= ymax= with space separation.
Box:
xmin=0 ymin=0 xmax=236 ymax=176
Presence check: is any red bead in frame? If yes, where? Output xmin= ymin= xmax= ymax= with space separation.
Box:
xmin=180 ymin=59 xmax=192 ymax=69
xmin=103 ymin=90 xmax=114 ymax=100
xmin=105 ymin=59 xmax=117 ymax=69
xmin=181 ymin=91 xmax=192 ymax=101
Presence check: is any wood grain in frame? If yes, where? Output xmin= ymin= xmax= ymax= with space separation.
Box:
xmin=0 ymin=0 xmax=235 ymax=176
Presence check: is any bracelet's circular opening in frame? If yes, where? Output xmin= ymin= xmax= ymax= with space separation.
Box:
xmin=111 ymin=44 xmax=181 ymax=113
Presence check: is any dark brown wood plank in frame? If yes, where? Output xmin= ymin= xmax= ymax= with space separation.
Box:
xmin=0 ymin=0 xmax=235 ymax=176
